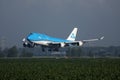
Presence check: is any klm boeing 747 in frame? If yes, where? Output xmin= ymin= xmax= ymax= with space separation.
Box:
xmin=22 ymin=28 xmax=104 ymax=51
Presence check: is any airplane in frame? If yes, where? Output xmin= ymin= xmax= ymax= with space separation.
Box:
xmin=22 ymin=28 xmax=104 ymax=51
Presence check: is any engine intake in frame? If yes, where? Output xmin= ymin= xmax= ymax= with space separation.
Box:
xmin=77 ymin=41 xmax=83 ymax=46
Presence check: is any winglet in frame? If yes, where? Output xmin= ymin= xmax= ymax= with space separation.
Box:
xmin=100 ymin=36 xmax=104 ymax=40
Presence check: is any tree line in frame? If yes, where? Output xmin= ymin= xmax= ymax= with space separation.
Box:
xmin=0 ymin=46 xmax=33 ymax=58
xmin=0 ymin=46 xmax=120 ymax=58
xmin=66 ymin=46 xmax=120 ymax=58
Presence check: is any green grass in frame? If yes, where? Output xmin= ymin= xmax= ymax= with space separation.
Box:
xmin=0 ymin=58 xmax=120 ymax=80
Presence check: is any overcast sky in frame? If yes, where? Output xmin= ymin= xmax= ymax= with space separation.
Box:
xmin=0 ymin=0 xmax=120 ymax=47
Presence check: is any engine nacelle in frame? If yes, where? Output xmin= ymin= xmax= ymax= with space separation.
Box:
xmin=60 ymin=43 xmax=65 ymax=47
xmin=77 ymin=41 xmax=83 ymax=46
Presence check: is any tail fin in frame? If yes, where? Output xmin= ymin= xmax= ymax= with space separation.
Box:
xmin=67 ymin=28 xmax=78 ymax=41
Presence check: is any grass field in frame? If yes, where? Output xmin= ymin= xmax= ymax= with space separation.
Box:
xmin=0 ymin=58 xmax=120 ymax=80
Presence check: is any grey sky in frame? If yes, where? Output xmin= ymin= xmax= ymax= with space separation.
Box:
xmin=0 ymin=0 xmax=120 ymax=47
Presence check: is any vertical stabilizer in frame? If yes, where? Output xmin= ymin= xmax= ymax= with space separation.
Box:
xmin=67 ymin=28 xmax=78 ymax=41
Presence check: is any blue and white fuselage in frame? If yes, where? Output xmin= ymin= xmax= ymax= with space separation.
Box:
xmin=27 ymin=33 xmax=71 ymax=46
xmin=23 ymin=28 xmax=104 ymax=51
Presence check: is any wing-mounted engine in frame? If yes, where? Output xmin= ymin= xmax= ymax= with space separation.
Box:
xmin=60 ymin=43 xmax=66 ymax=47
xmin=65 ymin=41 xmax=84 ymax=47
xmin=77 ymin=41 xmax=84 ymax=46
xmin=48 ymin=42 xmax=66 ymax=48
xmin=48 ymin=41 xmax=84 ymax=48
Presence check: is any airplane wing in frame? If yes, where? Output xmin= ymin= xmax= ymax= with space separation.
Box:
xmin=82 ymin=36 xmax=104 ymax=42
xmin=48 ymin=36 xmax=104 ymax=47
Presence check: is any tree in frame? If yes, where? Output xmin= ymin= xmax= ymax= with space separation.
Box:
xmin=7 ymin=46 xmax=18 ymax=57
xmin=66 ymin=47 xmax=82 ymax=57
xmin=20 ymin=48 xmax=33 ymax=57
xmin=2 ymin=48 xmax=8 ymax=57
xmin=0 ymin=47 xmax=5 ymax=57
xmin=88 ymin=50 xmax=93 ymax=57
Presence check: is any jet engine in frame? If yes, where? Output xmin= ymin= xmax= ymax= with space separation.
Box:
xmin=60 ymin=43 xmax=66 ymax=47
xmin=77 ymin=41 xmax=83 ymax=46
